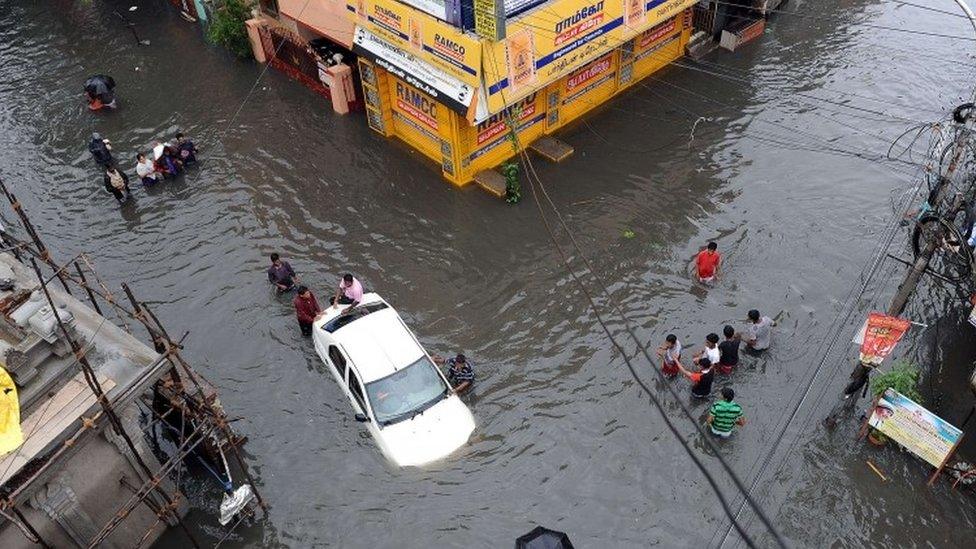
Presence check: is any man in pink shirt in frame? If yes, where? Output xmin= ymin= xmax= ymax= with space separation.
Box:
xmin=332 ymin=273 xmax=363 ymax=313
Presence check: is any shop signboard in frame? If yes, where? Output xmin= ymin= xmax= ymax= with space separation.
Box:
xmin=353 ymin=26 xmax=474 ymax=114
xmin=483 ymin=0 xmax=697 ymax=113
xmin=397 ymin=0 xmax=460 ymax=24
xmin=858 ymin=312 xmax=910 ymax=365
xmin=350 ymin=0 xmax=482 ymax=88
xmin=474 ymin=0 xmax=506 ymax=41
xmin=868 ymin=388 xmax=962 ymax=468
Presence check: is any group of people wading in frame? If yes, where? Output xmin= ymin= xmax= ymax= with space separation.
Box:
xmin=266 ymin=253 xmax=476 ymax=396
xmin=653 ymin=241 xmax=778 ymax=438
xmin=85 ymin=75 xmax=199 ymax=204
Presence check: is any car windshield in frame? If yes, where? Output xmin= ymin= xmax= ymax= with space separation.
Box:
xmin=365 ymin=356 xmax=448 ymax=426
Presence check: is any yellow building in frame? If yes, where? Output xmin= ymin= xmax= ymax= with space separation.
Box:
xmin=346 ymin=0 xmax=697 ymax=188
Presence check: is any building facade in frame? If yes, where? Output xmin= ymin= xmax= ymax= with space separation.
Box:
xmin=255 ymin=0 xmax=697 ymax=186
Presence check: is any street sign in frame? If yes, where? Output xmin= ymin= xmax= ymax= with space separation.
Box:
xmin=869 ymin=388 xmax=963 ymax=468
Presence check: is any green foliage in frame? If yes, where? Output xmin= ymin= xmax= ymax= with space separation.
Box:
xmin=622 ymin=229 xmax=636 ymax=239
xmin=503 ymin=163 xmax=521 ymax=204
xmin=871 ymin=359 xmax=922 ymax=402
xmin=207 ymin=0 xmax=254 ymax=59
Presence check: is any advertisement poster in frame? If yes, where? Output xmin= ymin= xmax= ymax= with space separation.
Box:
xmin=506 ymin=29 xmax=537 ymax=94
xmin=483 ymin=0 xmax=696 ymax=113
xmin=625 ymin=0 xmax=645 ymax=26
xmin=859 ymin=312 xmax=910 ymax=365
xmin=869 ymin=388 xmax=962 ymax=468
xmin=350 ymin=0 xmax=482 ymax=88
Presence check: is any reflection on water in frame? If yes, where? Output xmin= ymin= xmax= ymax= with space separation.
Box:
xmin=1 ymin=0 xmax=975 ymax=546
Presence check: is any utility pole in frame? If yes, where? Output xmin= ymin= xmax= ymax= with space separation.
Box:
xmin=841 ymin=1 xmax=976 ymax=399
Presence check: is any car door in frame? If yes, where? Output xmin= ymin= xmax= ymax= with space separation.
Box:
xmin=346 ymin=366 xmax=369 ymax=417
xmin=325 ymin=344 xmax=348 ymax=388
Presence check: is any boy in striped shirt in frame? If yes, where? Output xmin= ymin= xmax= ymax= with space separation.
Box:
xmin=707 ymin=387 xmax=746 ymax=437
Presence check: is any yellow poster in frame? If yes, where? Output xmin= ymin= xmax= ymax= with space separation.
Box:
xmin=506 ymin=29 xmax=537 ymax=94
xmin=0 ymin=366 xmax=23 ymax=457
xmin=625 ymin=0 xmax=645 ymax=26
xmin=347 ymin=0 xmax=483 ymax=88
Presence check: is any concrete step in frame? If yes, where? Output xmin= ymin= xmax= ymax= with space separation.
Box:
xmin=529 ymin=136 xmax=574 ymax=162
xmin=473 ymin=170 xmax=507 ymax=198
xmin=686 ymin=32 xmax=718 ymax=60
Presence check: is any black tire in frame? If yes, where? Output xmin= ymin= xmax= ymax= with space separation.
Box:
xmin=911 ymin=214 xmax=974 ymax=283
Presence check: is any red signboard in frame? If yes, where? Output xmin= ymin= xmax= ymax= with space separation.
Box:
xmin=859 ymin=312 xmax=911 ymax=365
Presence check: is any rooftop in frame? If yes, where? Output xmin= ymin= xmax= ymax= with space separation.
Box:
xmin=0 ymin=252 xmax=166 ymax=489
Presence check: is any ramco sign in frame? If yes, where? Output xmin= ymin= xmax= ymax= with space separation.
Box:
xmin=353 ymin=26 xmax=473 ymax=114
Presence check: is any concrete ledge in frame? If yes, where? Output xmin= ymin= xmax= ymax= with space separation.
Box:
xmin=473 ymin=170 xmax=507 ymax=198
xmin=529 ymin=137 xmax=574 ymax=162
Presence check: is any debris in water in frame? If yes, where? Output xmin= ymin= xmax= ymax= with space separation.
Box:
xmin=866 ymin=460 xmax=888 ymax=482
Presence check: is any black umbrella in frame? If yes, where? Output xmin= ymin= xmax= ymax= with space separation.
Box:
xmin=515 ymin=526 xmax=575 ymax=549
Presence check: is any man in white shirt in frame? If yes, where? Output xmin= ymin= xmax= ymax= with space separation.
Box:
xmin=135 ymin=153 xmax=158 ymax=186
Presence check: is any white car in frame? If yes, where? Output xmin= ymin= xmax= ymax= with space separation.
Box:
xmin=312 ymin=292 xmax=475 ymax=467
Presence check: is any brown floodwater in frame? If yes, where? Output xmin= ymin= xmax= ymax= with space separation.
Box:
xmin=2 ymin=0 xmax=976 ymax=546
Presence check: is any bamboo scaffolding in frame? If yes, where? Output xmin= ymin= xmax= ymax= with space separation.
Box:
xmin=0 ymin=176 xmax=266 ymax=548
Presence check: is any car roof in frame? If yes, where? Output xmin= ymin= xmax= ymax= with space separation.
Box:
xmin=331 ymin=295 xmax=426 ymax=383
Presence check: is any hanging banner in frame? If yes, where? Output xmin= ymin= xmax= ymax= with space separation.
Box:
xmin=0 ymin=366 xmax=23 ymax=457
xmin=869 ymin=388 xmax=962 ymax=468
xmin=859 ymin=312 xmax=910 ymax=365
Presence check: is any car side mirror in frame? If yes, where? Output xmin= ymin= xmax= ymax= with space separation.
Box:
xmin=354 ymin=413 xmax=370 ymax=423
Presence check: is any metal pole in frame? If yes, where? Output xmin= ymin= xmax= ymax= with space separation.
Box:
xmin=28 ymin=258 xmax=201 ymax=549
xmin=73 ymin=261 xmax=103 ymax=316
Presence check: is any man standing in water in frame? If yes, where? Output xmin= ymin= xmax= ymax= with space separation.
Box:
xmin=677 ymin=356 xmax=715 ymax=399
xmin=433 ymin=353 xmax=475 ymax=395
xmin=656 ymin=334 xmax=682 ymax=377
xmin=293 ymin=286 xmax=322 ymax=337
xmin=707 ymin=387 xmax=745 ymax=437
xmin=102 ymin=165 xmax=130 ymax=204
xmin=743 ymin=309 xmax=775 ymax=351
xmin=135 ymin=153 xmax=159 ymax=186
xmin=694 ymin=241 xmax=721 ymax=283
xmin=89 ymin=133 xmax=113 ymax=167
xmin=332 ymin=273 xmax=363 ymax=313
xmin=717 ymin=325 xmax=740 ymax=375
xmin=267 ymin=253 xmax=298 ymax=293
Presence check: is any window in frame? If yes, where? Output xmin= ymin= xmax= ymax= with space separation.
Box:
xmin=322 ymin=302 xmax=389 ymax=333
xmin=348 ymin=371 xmax=367 ymax=412
xmin=328 ymin=345 xmax=347 ymax=379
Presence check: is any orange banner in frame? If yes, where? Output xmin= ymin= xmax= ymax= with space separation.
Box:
xmin=859 ymin=312 xmax=910 ymax=365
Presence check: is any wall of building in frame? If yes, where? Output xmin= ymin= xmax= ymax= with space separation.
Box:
xmin=279 ymin=0 xmax=355 ymax=47
xmin=0 ymin=408 xmax=180 ymax=548
xmin=359 ymin=12 xmax=690 ymax=185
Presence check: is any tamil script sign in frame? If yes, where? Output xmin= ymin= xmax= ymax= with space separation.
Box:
xmin=474 ymin=0 xmax=506 ymax=41
xmin=869 ymin=388 xmax=962 ymax=468
xmin=859 ymin=312 xmax=910 ymax=365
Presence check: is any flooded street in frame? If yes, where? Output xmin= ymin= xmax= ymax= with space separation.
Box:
xmin=3 ymin=0 xmax=976 ymax=546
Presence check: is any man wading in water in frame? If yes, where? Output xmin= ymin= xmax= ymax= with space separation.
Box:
xmin=707 ymin=387 xmax=745 ymax=437
xmin=293 ymin=286 xmax=322 ymax=337
xmin=267 ymin=253 xmax=298 ymax=293
xmin=677 ymin=356 xmax=715 ymax=399
xmin=103 ymin=165 xmax=130 ymax=204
